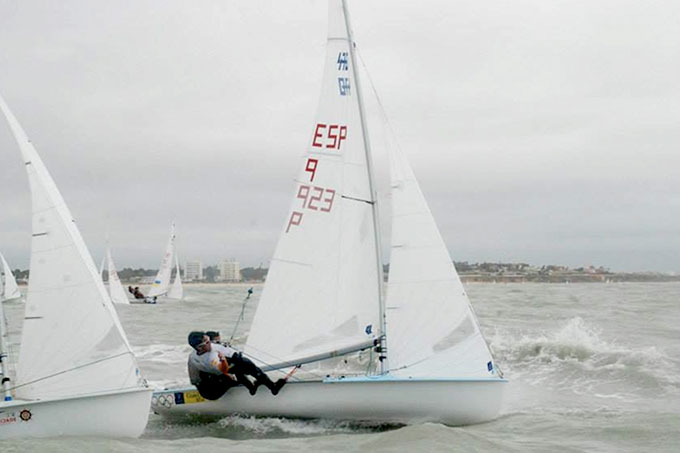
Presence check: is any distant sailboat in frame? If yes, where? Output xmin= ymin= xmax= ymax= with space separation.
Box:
xmin=0 ymin=94 xmax=151 ymax=438
xmin=0 ymin=253 xmax=21 ymax=301
xmin=166 ymin=253 xmax=183 ymax=300
xmin=148 ymin=223 xmax=182 ymax=300
xmin=103 ymin=245 xmax=131 ymax=305
xmin=152 ymin=0 xmax=505 ymax=426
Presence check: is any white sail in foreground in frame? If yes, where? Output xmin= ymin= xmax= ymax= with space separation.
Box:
xmin=0 ymin=253 xmax=21 ymax=301
xmin=244 ymin=0 xmax=381 ymax=368
xmin=166 ymin=253 xmax=183 ymax=300
xmin=148 ymin=223 xmax=176 ymax=298
xmin=107 ymin=247 xmax=131 ymax=305
xmin=0 ymin=94 xmax=150 ymax=438
xmin=385 ymin=145 xmax=496 ymax=378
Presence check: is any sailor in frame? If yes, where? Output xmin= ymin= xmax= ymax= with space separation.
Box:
xmin=192 ymin=330 xmax=287 ymax=397
xmin=132 ymin=286 xmax=145 ymax=299
xmin=187 ymin=331 xmax=239 ymax=400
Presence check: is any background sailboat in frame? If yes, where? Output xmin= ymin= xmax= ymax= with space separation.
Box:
xmin=148 ymin=223 xmax=182 ymax=300
xmin=152 ymin=0 xmax=505 ymax=426
xmin=0 ymin=94 xmax=151 ymax=438
xmin=103 ymin=245 xmax=131 ymax=305
xmin=166 ymin=253 xmax=183 ymax=300
xmin=0 ymin=253 xmax=21 ymax=301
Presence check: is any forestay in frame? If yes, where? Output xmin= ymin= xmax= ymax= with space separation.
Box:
xmin=107 ymin=248 xmax=131 ymax=305
xmin=245 ymin=0 xmax=380 ymax=368
xmin=0 ymin=95 xmax=142 ymax=400
xmin=1 ymin=253 xmax=21 ymax=301
xmin=148 ymin=223 xmax=176 ymax=298
xmin=385 ymin=145 xmax=496 ymax=378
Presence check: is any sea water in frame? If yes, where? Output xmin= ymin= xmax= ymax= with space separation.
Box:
xmin=2 ymin=282 xmax=678 ymax=452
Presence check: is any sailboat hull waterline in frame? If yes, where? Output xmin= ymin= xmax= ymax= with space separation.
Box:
xmin=0 ymin=387 xmax=152 ymax=439
xmin=152 ymin=378 xmax=506 ymax=426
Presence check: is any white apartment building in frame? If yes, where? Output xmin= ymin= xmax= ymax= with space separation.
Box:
xmin=219 ymin=260 xmax=241 ymax=282
xmin=184 ymin=260 xmax=203 ymax=281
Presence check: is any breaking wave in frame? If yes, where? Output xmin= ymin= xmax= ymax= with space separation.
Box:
xmin=489 ymin=317 xmax=680 ymax=395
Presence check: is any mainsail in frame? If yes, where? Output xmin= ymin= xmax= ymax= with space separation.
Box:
xmin=148 ymin=223 xmax=176 ymax=298
xmin=107 ymin=247 xmax=131 ymax=305
xmin=385 ymin=145 xmax=496 ymax=378
xmin=0 ymin=253 xmax=21 ymax=301
xmin=244 ymin=0 xmax=381 ymax=368
xmin=166 ymin=253 xmax=183 ymax=300
xmin=0 ymin=94 xmax=142 ymax=400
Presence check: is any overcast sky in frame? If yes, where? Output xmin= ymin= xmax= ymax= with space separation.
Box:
xmin=1 ymin=0 xmax=679 ymax=272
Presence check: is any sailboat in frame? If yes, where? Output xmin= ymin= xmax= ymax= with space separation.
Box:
xmin=0 ymin=95 xmax=152 ymax=438
xmin=151 ymin=0 xmax=505 ymax=425
xmin=102 ymin=245 xmax=131 ymax=305
xmin=0 ymin=253 xmax=21 ymax=301
xmin=147 ymin=223 xmax=183 ymax=301
xmin=166 ymin=253 xmax=183 ymax=300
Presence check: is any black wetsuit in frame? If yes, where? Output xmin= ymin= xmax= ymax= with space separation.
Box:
xmin=227 ymin=352 xmax=283 ymax=394
xmin=194 ymin=371 xmax=240 ymax=400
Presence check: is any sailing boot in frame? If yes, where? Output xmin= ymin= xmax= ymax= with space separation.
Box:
xmin=235 ymin=374 xmax=258 ymax=395
xmin=254 ymin=374 xmax=283 ymax=395
xmin=271 ymin=378 xmax=287 ymax=396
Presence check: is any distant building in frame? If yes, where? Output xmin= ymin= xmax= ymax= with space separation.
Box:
xmin=185 ymin=260 xmax=203 ymax=281
xmin=219 ymin=260 xmax=241 ymax=282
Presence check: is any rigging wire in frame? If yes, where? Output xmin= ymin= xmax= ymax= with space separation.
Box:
xmin=6 ymin=351 xmax=136 ymax=393
xmin=228 ymin=287 xmax=254 ymax=343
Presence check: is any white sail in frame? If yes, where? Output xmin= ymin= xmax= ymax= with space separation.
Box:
xmin=107 ymin=248 xmax=131 ymax=305
xmin=0 ymin=95 xmax=142 ymax=400
xmin=99 ymin=255 xmax=105 ymax=279
xmin=148 ymin=223 xmax=176 ymax=298
xmin=166 ymin=253 xmax=183 ymax=300
xmin=0 ymin=253 xmax=21 ymax=301
xmin=245 ymin=0 xmax=381 ymax=368
xmin=385 ymin=145 xmax=496 ymax=378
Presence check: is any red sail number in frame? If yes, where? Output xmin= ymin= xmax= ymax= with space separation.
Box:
xmin=312 ymin=124 xmax=347 ymax=150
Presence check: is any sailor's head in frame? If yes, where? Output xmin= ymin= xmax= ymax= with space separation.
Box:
xmin=206 ymin=331 xmax=221 ymax=343
xmin=188 ymin=331 xmax=211 ymax=354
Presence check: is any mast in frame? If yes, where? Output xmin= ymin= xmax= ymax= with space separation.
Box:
xmin=0 ymin=298 xmax=13 ymax=401
xmin=341 ymin=0 xmax=388 ymax=373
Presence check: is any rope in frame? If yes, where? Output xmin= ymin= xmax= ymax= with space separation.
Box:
xmin=7 ymin=351 xmax=134 ymax=392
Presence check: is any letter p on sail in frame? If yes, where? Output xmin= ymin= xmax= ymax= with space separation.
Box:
xmin=286 ymin=211 xmax=303 ymax=233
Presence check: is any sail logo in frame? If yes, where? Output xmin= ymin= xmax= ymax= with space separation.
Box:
xmin=337 ymin=52 xmax=349 ymax=70
xmin=338 ymin=77 xmax=351 ymax=96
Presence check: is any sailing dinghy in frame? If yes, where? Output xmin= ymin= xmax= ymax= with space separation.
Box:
xmin=102 ymin=245 xmax=131 ymax=305
xmin=146 ymin=223 xmax=183 ymax=301
xmin=0 ymin=95 xmax=152 ymax=438
xmin=0 ymin=253 xmax=21 ymax=301
xmin=152 ymin=0 xmax=505 ymax=425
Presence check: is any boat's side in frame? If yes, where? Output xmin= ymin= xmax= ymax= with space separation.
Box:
xmin=0 ymin=387 xmax=152 ymax=439
xmin=152 ymin=378 xmax=506 ymax=426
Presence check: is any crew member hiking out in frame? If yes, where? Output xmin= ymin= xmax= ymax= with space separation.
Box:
xmin=187 ymin=331 xmax=287 ymax=400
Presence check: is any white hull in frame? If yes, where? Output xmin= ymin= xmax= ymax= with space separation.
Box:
xmin=152 ymin=377 xmax=506 ymax=426
xmin=0 ymin=387 xmax=152 ymax=439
